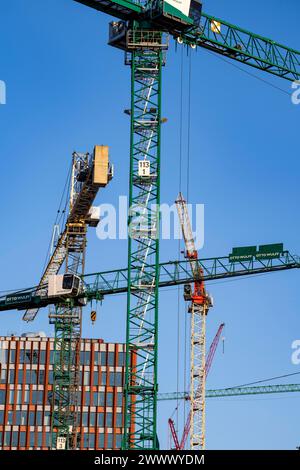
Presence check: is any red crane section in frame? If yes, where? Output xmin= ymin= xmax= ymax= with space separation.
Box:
xmin=169 ymin=323 xmax=225 ymax=450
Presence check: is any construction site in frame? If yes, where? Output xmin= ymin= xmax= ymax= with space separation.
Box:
xmin=0 ymin=0 xmax=300 ymax=453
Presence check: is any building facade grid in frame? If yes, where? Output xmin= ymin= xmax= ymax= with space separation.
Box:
xmin=0 ymin=335 xmax=126 ymax=450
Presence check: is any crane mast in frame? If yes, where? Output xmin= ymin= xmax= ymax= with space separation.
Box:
xmin=20 ymin=147 xmax=112 ymax=450
xmin=50 ymin=148 xmax=112 ymax=449
xmin=176 ymin=192 xmax=212 ymax=450
xmin=169 ymin=323 xmax=224 ymax=450
xmin=108 ymin=24 xmax=169 ymax=449
xmin=179 ymin=323 xmax=224 ymax=449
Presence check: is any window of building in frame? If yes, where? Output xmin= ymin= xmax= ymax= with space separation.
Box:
xmin=86 ymin=351 xmax=91 ymax=366
xmin=116 ymin=413 xmax=123 ymax=427
xmin=0 ymin=349 xmax=8 ymax=364
xmin=93 ymin=370 xmax=99 ymax=385
xmin=20 ymin=411 xmax=27 ymax=425
xmin=31 ymin=369 xmax=38 ymax=384
xmin=93 ymin=391 xmax=105 ymax=407
xmin=24 ymin=390 xmax=29 ymax=404
xmin=82 ymin=412 xmax=88 ymax=427
xmin=115 ymin=372 xmax=123 ymax=387
xmin=92 ymin=392 xmax=98 ymax=407
xmin=32 ymin=390 xmax=37 ymax=404
xmin=19 ymin=349 xmax=25 ymax=364
xmin=15 ymin=411 xmax=20 ymax=425
xmin=7 ymin=411 xmax=13 ymax=425
xmin=99 ymin=391 xmax=105 ymax=407
xmin=48 ymin=371 xmax=53 ymax=385
xmin=80 ymin=351 xmax=84 ymax=364
xmin=108 ymin=352 xmax=115 ymax=367
xmin=83 ymin=371 xmax=90 ymax=386
xmin=98 ymin=413 xmax=104 ymax=427
xmin=40 ymin=350 xmax=46 ymax=364
xmin=44 ymin=412 xmax=50 ymax=426
xmin=0 ymin=367 xmax=6 ymax=384
xmin=32 ymin=351 xmax=38 ymax=364
xmin=38 ymin=390 xmax=44 ymax=404
xmin=83 ymin=433 xmax=88 ymax=448
xmin=115 ymin=434 xmax=122 ymax=449
xmin=94 ymin=352 xmax=100 ymax=366
xmin=4 ymin=431 xmax=10 ymax=446
xmin=12 ymin=431 xmax=18 ymax=447
xmin=84 ymin=392 xmax=90 ymax=406
xmin=8 ymin=369 xmax=15 ymax=384
xmin=38 ymin=370 xmax=45 ymax=385
xmin=25 ymin=349 xmax=32 ymax=364
xmin=36 ymin=411 xmax=43 ymax=426
xmin=106 ymin=392 xmax=113 ymax=407
xmin=88 ymin=433 xmax=95 ymax=448
xmin=107 ymin=433 xmax=113 ymax=449
xmin=9 ymin=390 xmax=14 ymax=404
xmin=117 ymin=392 xmax=123 ymax=407
xmin=29 ymin=431 xmax=35 ymax=447
xmin=100 ymin=372 xmax=106 ymax=386
xmin=98 ymin=433 xmax=105 ymax=449
xmin=118 ymin=352 xmax=125 ymax=367
xmin=37 ymin=432 xmax=43 ymax=447
xmin=25 ymin=370 xmax=31 ymax=384
xmin=90 ymin=412 xmax=96 ymax=427
xmin=106 ymin=412 xmax=113 ymax=427
xmin=18 ymin=370 xmax=23 ymax=384
xmin=0 ymin=389 xmax=5 ymax=404
xmin=49 ymin=351 xmax=54 ymax=364
xmin=9 ymin=350 xmax=16 ymax=364
xmin=19 ymin=432 xmax=26 ymax=447
xmin=108 ymin=372 xmax=115 ymax=386
xmin=29 ymin=411 xmax=35 ymax=426
xmin=45 ymin=432 xmax=51 ymax=447
xmin=0 ymin=410 xmax=4 ymax=424
xmin=100 ymin=351 xmax=107 ymax=366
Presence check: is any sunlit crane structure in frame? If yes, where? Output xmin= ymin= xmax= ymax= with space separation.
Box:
xmin=2 ymin=249 xmax=298 ymax=312
xmin=22 ymin=147 xmax=112 ymax=449
xmin=68 ymin=0 xmax=300 ymax=450
xmin=169 ymin=323 xmax=225 ymax=450
xmin=175 ymin=192 xmax=212 ymax=449
xmin=157 ymin=383 xmax=300 ymax=401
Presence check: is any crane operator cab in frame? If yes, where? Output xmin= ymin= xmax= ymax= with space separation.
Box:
xmin=48 ymin=274 xmax=81 ymax=298
xmin=149 ymin=0 xmax=202 ymax=32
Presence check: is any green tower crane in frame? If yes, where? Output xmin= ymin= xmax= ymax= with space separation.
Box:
xmin=70 ymin=0 xmax=300 ymax=450
xmin=157 ymin=383 xmax=300 ymax=401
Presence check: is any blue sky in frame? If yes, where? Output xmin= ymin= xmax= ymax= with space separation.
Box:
xmin=1 ymin=0 xmax=300 ymax=450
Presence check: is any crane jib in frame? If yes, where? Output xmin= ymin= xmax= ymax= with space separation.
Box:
xmin=0 ymin=252 xmax=299 ymax=313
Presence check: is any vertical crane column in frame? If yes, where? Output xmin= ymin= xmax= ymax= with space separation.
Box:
xmin=123 ymin=30 xmax=167 ymax=450
xmin=176 ymin=193 xmax=212 ymax=450
xmin=190 ymin=302 xmax=206 ymax=449
xmin=50 ymin=154 xmax=88 ymax=450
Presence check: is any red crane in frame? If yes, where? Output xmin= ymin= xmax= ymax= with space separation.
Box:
xmin=169 ymin=323 xmax=225 ymax=450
